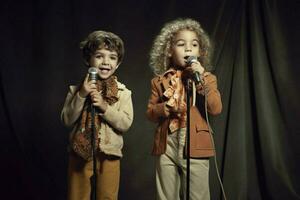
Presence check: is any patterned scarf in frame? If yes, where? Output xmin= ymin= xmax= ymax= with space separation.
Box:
xmin=71 ymin=76 xmax=119 ymax=160
xmin=163 ymin=70 xmax=187 ymax=133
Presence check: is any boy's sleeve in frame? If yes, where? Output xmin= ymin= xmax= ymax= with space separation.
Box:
xmin=146 ymin=78 xmax=169 ymax=123
xmin=197 ymin=74 xmax=222 ymax=115
xmin=61 ymin=86 xmax=86 ymax=127
xmin=99 ymin=89 xmax=134 ymax=133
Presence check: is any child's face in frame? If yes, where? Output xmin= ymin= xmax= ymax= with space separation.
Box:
xmin=88 ymin=47 xmax=119 ymax=80
xmin=170 ymin=29 xmax=200 ymax=68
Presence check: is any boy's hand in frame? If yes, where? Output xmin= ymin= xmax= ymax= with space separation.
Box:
xmin=78 ymin=73 xmax=98 ymax=98
xmin=90 ymin=91 xmax=108 ymax=112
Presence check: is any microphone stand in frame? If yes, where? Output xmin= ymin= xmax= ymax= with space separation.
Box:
xmin=185 ymin=79 xmax=191 ymax=200
xmin=90 ymin=101 xmax=97 ymax=200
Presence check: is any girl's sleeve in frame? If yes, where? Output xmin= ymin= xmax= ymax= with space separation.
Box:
xmin=99 ymin=89 xmax=134 ymax=133
xmin=61 ymin=86 xmax=86 ymax=127
xmin=146 ymin=78 xmax=169 ymax=123
xmin=197 ymin=74 xmax=222 ymax=115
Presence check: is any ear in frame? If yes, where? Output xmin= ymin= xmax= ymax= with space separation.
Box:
xmin=201 ymin=49 xmax=208 ymax=57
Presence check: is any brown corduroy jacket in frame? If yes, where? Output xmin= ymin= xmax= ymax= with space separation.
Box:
xmin=146 ymin=71 xmax=222 ymax=158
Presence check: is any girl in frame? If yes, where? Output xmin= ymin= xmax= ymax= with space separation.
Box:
xmin=146 ymin=18 xmax=222 ymax=200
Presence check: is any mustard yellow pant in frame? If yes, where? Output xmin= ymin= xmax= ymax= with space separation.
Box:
xmin=67 ymin=152 xmax=120 ymax=200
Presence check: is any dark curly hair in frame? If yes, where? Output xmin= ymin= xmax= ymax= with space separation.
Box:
xmin=80 ymin=30 xmax=124 ymax=65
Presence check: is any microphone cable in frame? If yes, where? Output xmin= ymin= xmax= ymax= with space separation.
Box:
xmin=192 ymin=81 xmax=228 ymax=200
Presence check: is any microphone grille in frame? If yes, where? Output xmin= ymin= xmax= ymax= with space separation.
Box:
xmin=88 ymin=67 xmax=98 ymax=81
xmin=88 ymin=67 xmax=98 ymax=74
xmin=186 ymin=56 xmax=198 ymax=65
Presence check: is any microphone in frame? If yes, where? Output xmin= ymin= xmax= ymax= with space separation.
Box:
xmin=185 ymin=56 xmax=203 ymax=85
xmin=88 ymin=67 xmax=98 ymax=82
xmin=88 ymin=67 xmax=98 ymax=111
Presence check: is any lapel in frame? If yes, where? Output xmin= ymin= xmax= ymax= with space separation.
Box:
xmin=158 ymin=68 xmax=176 ymax=94
xmin=161 ymin=77 xmax=170 ymax=93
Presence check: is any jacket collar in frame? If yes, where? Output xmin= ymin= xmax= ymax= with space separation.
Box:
xmin=116 ymin=81 xmax=125 ymax=90
xmin=158 ymin=68 xmax=178 ymax=91
xmin=160 ymin=68 xmax=177 ymax=78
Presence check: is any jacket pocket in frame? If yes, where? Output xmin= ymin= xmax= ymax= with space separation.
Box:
xmin=195 ymin=123 xmax=209 ymax=132
xmin=194 ymin=124 xmax=213 ymax=150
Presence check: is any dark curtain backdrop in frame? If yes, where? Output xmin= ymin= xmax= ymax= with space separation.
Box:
xmin=1 ymin=0 xmax=299 ymax=199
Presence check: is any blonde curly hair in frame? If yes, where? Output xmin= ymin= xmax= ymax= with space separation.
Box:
xmin=149 ymin=18 xmax=212 ymax=75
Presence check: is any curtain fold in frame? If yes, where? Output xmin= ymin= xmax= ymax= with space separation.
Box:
xmin=1 ymin=0 xmax=299 ymax=199
xmin=211 ymin=0 xmax=300 ymax=199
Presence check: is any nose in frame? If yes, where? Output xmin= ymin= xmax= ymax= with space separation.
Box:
xmin=102 ymin=56 xmax=109 ymax=65
xmin=185 ymin=44 xmax=192 ymax=52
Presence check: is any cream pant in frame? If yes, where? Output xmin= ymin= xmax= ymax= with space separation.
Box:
xmin=156 ymin=128 xmax=210 ymax=200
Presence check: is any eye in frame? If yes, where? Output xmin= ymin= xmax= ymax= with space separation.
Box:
xmin=192 ymin=42 xmax=199 ymax=47
xmin=95 ymin=54 xmax=103 ymax=59
xmin=176 ymin=42 xmax=185 ymax=47
xmin=110 ymin=56 xmax=117 ymax=60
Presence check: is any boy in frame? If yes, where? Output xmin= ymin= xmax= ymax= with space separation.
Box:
xmin=61 ymin=30 xmax=133 ymax=200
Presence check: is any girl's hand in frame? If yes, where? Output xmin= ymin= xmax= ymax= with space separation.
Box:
xmin=165 ymin=102 xmax=186 ymax=115
xmin=182 ymin=61 xmax=205 ymax=83
xmin=190 ymin=60 xmax=205 ymax=75
xmin=172 ymin=102 xmax=187 ymax=114
xmin=90 ymin=90 xmax=108 ymax=112
xmin=78 ymin=74 xmax=98 ymax=98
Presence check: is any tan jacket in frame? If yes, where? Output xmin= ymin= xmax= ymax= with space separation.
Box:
xmin=146 ymin=72 xmax=222 ymax=158
xmin=61 ymin=81 xmax=133 ymax=157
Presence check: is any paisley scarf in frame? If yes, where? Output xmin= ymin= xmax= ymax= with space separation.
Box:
xmin=71 ymin=76 xmax=119 ymax=160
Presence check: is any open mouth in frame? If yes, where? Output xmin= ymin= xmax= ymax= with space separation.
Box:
xmin=184 ymin=56 xmax=191 ymax=63
xmin=184 ymin=56 xmax=198 ymax=64
xmin=99 ymin=67 xmax=111 ymax=73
